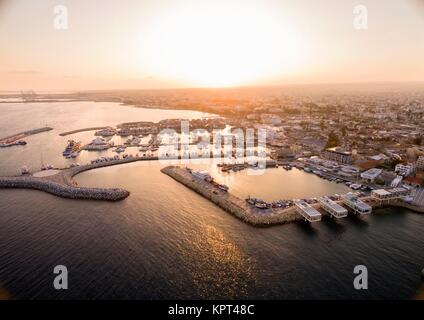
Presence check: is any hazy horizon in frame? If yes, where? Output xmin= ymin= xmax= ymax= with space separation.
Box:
xmin=1 ymin=0 xmax=424 ymax=91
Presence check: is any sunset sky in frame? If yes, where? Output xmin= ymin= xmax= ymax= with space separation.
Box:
xmin=1 ymin=0 xmax=424 ymax=91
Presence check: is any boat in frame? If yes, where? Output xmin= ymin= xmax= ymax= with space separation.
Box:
xmin=114 ymin=146 xmax=126 ymax=153
xmin=254 ymin=202 xmax=268 ymax=209
xmin=246 ymin=197 xmax=255 ymax=205
xmin=62 ymin=140 xmax=81 ymax=157
xmin=217 ymin=184 xmax=229 ymax=192
xmin=21 ymin=166 xmax=29 ymax=175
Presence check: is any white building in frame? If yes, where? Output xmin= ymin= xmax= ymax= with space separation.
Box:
xmin=395 ymin=164 xmax=414 ymax=176
xmin=417 ymin=156 xmax=424 ymax=171
xmin=360 ymin=168 xmax=383 ymax=183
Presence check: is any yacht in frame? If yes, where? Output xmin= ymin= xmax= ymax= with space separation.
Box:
xmin=21 ymin=166 xmax=29 ymax=175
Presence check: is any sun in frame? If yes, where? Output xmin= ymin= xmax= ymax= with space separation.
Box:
xmin=136 ymin=1 xmax=304 ymax=87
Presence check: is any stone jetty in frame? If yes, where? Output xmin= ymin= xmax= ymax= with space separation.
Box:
xmin=0 ymin=176 xmax=128 ymax=201
xmin=161 ymin=165 xmax=301 ymax=226
xmin=0 ymin=157 xmax=156 ymax=201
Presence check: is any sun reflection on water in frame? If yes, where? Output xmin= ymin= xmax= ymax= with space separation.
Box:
xmin=182 ymin=224 xmax=256 ymax=299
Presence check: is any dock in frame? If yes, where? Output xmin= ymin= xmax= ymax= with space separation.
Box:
xmin=318 ymin=196 xmax=348 ymax=218
xmin=293 ymin=199 xmax=322 ymax=222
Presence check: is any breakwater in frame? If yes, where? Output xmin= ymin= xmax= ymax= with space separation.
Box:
xmin=0 ymin=156 xmax=160 ymax=201
xmin=0 ymin=127 xmax=53 ymax=144
xmin=161 ymin=166 xmax=301 ymax=226
xmin=59 ymin=126 xmax=109 ymax=136
xmin=0 ymin=176 xmax=129 ymax=201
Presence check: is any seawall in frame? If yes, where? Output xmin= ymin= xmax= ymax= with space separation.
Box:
xmin=0 ymin=176 xmax=129 ymax=201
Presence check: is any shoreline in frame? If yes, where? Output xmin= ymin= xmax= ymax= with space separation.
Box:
xmin=1 ymin=159 xmax=424 ymax=220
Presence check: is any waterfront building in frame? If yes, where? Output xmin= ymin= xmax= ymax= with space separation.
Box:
xmin=360 ymin=168 xmax=383 ymax=183
xmin=342 ymin=192 xmax=372 ymax=215
xmin=318 ymin=196 xmax=348 ymax=218
xmin=293 ymin=200 xmax=322 ymax=222
xmin=388 ymin=187 xmax=410 ymax=198
xmin=322 ymin=147 xmax=353 ymax=164
xmin=371 ymin=189 xmax=393 ymax=201
xmin=371 ymin=188 xmax=409 ymax=203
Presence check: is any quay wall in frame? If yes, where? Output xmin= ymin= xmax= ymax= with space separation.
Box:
xmin=161 ymin=166 xmax=301 ymax=227
xmin=0 ymin=176 xmax=129 ymax=201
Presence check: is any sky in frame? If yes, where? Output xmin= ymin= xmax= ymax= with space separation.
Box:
xmin=0 ymin=0 xmax=424 ymax=91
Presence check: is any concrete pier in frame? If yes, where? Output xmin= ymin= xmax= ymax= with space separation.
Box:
xmin=161 ymin=166 xmax=301 ymax=226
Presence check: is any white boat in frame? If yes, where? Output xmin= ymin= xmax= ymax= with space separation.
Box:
xmin=21 ymin=166 xmax=30 ymax=175
xmin=115 ymin=146 xmax=126 ymax=153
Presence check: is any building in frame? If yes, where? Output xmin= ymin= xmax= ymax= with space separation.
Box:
xmin=360 ymin=168 xmax=383 ymax=183
xmin=343 ymin=193 xmax=372 ymax=215
xmin=371 ymin=189 xmax=393 ymax=201
xmin=417 ymin=156 xmax=424 ymax=171
xmin=395 ymin=163 xmax=414 ymax=176
xmin=322 ymin=147 xmax=353 ymax=164
xmin=371 ymin=188 xmax=409 ymax=201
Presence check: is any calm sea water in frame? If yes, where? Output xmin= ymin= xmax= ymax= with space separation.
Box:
xmin=0 ymin=102 xmax=424 ymax=299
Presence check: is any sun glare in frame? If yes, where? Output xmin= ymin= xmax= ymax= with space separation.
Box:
xmin=137 ymin=2 xmax=304 ymax=87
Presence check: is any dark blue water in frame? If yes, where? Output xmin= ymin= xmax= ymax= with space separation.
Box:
xmin=1 ymin=162 xmax=424 ymax=299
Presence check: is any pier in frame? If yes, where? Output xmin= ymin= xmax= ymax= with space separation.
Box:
xmin=0 ymin=127 xmax=53 ymax=146
xmin=161 ymin=166 xmax=301 ymax=226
